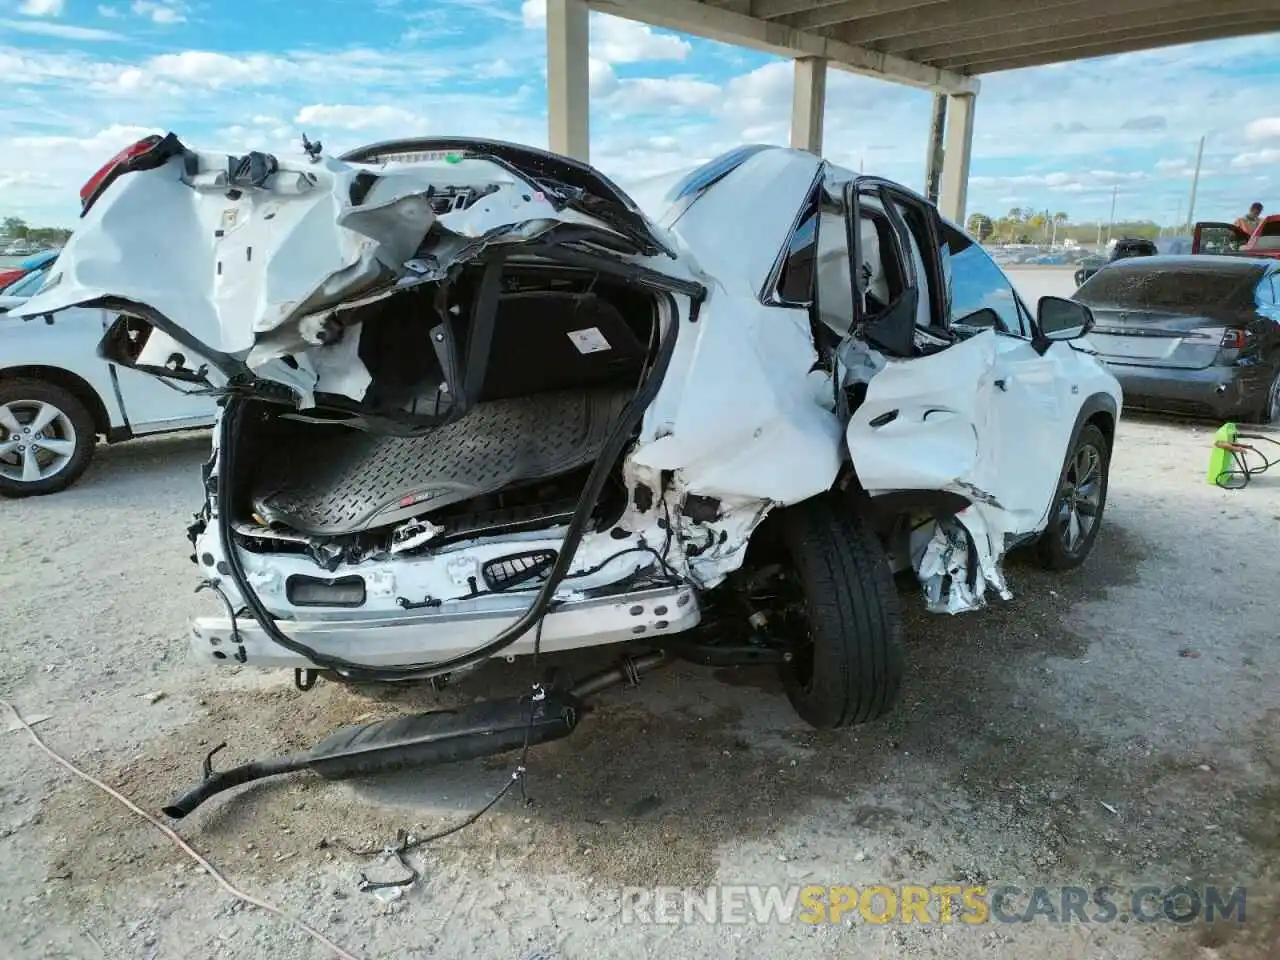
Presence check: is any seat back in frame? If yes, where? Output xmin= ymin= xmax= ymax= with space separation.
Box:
xmin=479 ymin=291 xmax=646 ymax=401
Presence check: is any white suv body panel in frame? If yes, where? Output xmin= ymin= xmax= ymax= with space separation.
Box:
xmin=14 ymin=138 xmax=1121 ymax=673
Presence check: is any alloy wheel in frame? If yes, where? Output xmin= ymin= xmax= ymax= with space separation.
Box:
xmin=1055 ymin=441 xmax=1103 ymax=556
xmin=0 ymin=400 xmax=79 ymax=484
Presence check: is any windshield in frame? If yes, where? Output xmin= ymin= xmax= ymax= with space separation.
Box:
xmin=1076 ymin=264 xmax=1259 ymax=311
xmin=1254 ymin=220 xmax=1280 ymax=251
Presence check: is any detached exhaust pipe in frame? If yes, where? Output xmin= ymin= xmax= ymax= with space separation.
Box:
xmin=163 ymin=651 xmax=669 ymax=819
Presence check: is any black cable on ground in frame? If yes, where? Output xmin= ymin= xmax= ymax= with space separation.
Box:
xmin=337 ymin=613 xmax=551 ymax=895
xmin=1214 ymin=434 xmax=1280 ymax=490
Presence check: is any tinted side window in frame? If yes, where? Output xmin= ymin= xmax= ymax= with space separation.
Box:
xmin=775 ymin=202 xmax=817 ymax=305
xmin=890 ymin=198 xmax=937 ymax=328
xmin=940 ymin=221 xmax=1024 ymax=335
xmin=815 ymin=187 xmax=854 ymax=336
xmin=856 ymin=193 xmax=907 ymax=320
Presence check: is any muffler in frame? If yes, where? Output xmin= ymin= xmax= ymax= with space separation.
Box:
xmin=163 ymin=693 xmax=578 ymax=819
xmin=163 ymin=651 xmax=668 ymax=819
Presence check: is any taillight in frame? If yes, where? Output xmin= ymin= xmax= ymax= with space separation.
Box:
xmin=1219 ymin=329 xmax=1252 ymax=350
xmin=79 ymin=132 xmax=186 ymax=217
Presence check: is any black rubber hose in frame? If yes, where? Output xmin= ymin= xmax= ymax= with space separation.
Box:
xmin=162 ymin=754 xmax=308 ymax=819
xmin=217 ymin=281 xmax=701 ymax=681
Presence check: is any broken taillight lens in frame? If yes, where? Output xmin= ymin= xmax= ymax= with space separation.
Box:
xmin=79 ymin=135 xmax=162 ymax=212
xmin=1219 ymin=329 xmax=1252 ymax=350
xmin=80 ymin=133 xmax=190 ymax=216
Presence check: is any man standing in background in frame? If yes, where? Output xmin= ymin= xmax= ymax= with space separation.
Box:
xmin=1234 ymin=202 xmax=1263 ymax=236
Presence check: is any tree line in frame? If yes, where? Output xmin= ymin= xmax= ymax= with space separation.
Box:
xmin=965 ymin=208 xmax=1165 ymax=245
xmin=1 ymin=216 xmax=73 ymax=247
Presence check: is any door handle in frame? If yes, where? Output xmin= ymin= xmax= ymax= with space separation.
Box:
xmin=994 ymin=378 xmax=1007 ymax=392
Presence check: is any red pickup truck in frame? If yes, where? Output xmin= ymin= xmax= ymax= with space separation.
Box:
xmin=1193 ymin=216 xmax=1280 ymax=260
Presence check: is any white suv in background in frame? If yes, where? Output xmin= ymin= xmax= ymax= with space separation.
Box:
xmin=1 ymin=255 xmax=215 ymax=496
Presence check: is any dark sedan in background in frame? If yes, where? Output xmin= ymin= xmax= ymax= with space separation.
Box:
xmin=1073 ymin=256 xmax=1280 ymax=422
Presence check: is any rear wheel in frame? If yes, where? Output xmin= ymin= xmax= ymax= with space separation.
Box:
xmin=762 ymin=497 xmax=903 ymax=729
xmin=1258 ymin=371 xmax=1280 ymax=424
xmin=0 ymin=379 xmax=97 ymax=498
xmin=1036 ymin=423 xmax=1110 ymax=570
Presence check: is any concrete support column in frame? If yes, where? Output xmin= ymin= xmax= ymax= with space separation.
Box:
xmin=937 ymin=92 xmax=976 ymax=224
xmin=547 ymin=0 xmax=590 ymax=162
xmin=923 ymin=92 xmax=947 ymax=204
xmin=790 ymin=56 xmax=828 ymax=155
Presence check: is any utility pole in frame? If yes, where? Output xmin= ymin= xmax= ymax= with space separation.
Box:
xmin=1185 ymin=135 xmax=1205 ymax=233
xmin=1106 ymin=185 xmax=1118 ymax=245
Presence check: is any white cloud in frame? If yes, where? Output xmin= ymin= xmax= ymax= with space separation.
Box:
xmin=1245 ymin=117 xmax=1280 ymax=141
xmin=1232 ymin=147 xmax=1280 ymax=168
xmin=131 ymin=1 xmax=186 ymax=24
xmin=591 ymin=15 xmax=690 ymax=63
xmin=970 ymin=170 xmax=1149 ymax=194
xmin=588 ymin=59 xmax=618 ymax=97
xmin=128 ymin=50 xmax=293 ymax=89
xmin=602 ymin=76 xmax=722 ymax=114
xmin=0 ymin=18 xmax=121 ymax=39
xmin=96 ymin=4 xmax=119 ymax=17
xmin=19 ymin=0 xmax=64 ymax=16
xmin=294 ymin=104 xmax=424 ymax=132
xmin=521 ymin=0 xmax=690 ymax=63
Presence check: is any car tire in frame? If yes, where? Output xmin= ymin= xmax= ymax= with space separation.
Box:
xmin=769 ymin=497 xmax=904 ymax=729
xmin=1256 ymin=371 xmax=1280 ymax=424
xmin=0 ymin=379 xmax=97 ymax=498
xmin=1035 ymin=422 xmax=1110 ymax=571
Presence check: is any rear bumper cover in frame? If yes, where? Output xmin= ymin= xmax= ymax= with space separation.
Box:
xmin=1104 ymin=361 xmax=1272 ymax=418
xmin=190 ymin=584 xmax=700 ymax=669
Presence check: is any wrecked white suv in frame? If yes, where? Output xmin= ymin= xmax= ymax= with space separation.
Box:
xmin=17 ymin=135 xmax=1120 ymax=736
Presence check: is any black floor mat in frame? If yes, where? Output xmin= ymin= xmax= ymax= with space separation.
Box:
xmin=249 ymin=389 xmax=631 ymax=537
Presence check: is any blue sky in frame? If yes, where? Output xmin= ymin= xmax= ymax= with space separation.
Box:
xmin=2 ymin=0 xmax=1278 ymax=228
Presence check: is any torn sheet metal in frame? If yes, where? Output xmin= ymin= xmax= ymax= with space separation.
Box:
xmin=11 ymin=144 xmax=675 ymax=392
xmin=912 ymin=510 xmax=1013 ymax=614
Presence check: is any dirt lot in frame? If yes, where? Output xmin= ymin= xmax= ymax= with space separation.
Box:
xmin=2 ymin=274 xmax=1278 ymax=959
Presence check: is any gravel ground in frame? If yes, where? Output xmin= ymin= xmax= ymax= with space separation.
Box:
xmin=1 ymin=269 xmax=1277 ymax=959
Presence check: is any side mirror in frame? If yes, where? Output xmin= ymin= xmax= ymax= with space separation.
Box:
xmin=953 ymin=307 xmax=1000 ymax=330
xmin=1034 ymin=296 xmax=1094 ymax=354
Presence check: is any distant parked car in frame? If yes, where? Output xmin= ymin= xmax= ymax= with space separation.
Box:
xmin=0 ymin=248 xmax=60 ymax=291
xmin=0 ymin=253 xmax=216 ymax=497
xmin=1074 ymin=255 xmax=1280 ymax=421
xmin=1074 ymin=237 xmax=1159 ymax=288
xmin=1193 ymin=216 xmax=1280 ymax=261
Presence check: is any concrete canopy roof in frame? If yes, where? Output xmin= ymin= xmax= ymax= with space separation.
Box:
xmin=593 ymin=0 xmax=1280 ymax=92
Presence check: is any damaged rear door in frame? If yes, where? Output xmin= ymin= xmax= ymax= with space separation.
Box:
xmin=841 ymin=180 xmax=1075 ymax=586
